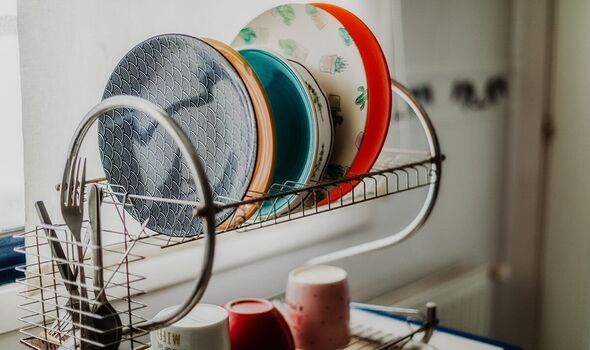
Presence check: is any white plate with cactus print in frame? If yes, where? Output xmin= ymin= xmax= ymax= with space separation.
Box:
xmin=232 ymin=3 xmax=369 ymax=184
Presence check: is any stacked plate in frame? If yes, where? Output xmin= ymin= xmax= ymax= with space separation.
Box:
xmin=98 ymin=3 xmax=392 ymax=237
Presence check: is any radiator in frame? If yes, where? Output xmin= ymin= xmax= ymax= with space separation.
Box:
xmin=369 ymin=265 xmax=495 ymax=337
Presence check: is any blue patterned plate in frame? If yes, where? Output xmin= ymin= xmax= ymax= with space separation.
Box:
xmin=99 ymin=34 xmax=257 ymax=236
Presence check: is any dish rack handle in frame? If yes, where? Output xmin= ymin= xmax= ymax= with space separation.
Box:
xmin=59 ymin=95 xmax=216 ymax=333
xmin=308 ymin=79 xmax=443 ymax=265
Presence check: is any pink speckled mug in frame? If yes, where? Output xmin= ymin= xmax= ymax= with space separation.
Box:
xmin=286 ymin=265 xmax=351 ymax=350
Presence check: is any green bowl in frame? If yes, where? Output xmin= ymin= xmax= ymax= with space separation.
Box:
xmin=239 ymin=48 xmax=316 ymax=217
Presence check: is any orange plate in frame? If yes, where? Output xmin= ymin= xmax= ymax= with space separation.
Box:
xmin=202 ymin=38 xmax=276 ymax=230
xmin=313 ymin=3 xmax=392 ymax=204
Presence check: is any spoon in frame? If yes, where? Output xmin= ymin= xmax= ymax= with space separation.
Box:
xmin=87 ymin=185 xmax=122 ymax=349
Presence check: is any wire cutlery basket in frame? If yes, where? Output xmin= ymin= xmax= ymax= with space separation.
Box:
xmin=15 ymin=79 xmax=443 ymax=349
xmin=16 ymin=217 xmax=152 ymax=349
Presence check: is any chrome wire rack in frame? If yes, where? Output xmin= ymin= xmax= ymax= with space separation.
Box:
xmin=15 ymin=79 xmax=443 ymax=349
xmin=15 ymin=217 xmax=152 ymax=349
xmin=101 ymin=147 xmax=439 ymax=251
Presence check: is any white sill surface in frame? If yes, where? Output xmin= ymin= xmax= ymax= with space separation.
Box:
xmin=0 ymin=283 xmax=25 ymax=334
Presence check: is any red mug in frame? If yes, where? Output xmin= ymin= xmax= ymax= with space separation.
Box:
xmin=225 ymin=298 xmax=295 ymax=350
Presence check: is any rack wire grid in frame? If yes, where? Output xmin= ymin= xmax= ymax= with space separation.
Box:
xmin=14 ymin=79 xmax=443 ymax=349
xmin=15 ymin=198 xmax=157 ymax=350
xmin=15 ymin=144 xmax=440 ymax=349
xmin=103 ymin=147 xmax=440 ymax=250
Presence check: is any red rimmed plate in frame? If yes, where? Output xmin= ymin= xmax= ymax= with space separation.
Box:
xmin=313 ymin=3 xmax=392 ymax=203
xmin=231 ymin=4 xmax=391 ymax=204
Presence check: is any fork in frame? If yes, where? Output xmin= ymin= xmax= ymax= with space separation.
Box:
xmin=46 ymin=218 xmax=149 ymax=346
xmin=60 ymin=157 xmax=91 ymax=346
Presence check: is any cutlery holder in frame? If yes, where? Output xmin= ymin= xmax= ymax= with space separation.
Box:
xmin=15 ymin=79 xmax=443 ymax=349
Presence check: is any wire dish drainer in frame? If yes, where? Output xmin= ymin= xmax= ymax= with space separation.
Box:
xmin=16 ymin=218 xmax=152 ymax=349
xmin=15 ymin=79 xmax=444 ymax=349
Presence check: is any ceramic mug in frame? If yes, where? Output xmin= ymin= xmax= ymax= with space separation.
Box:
xmin=286 ymin=265 xmax=351 ymax=350
xmin=150 ymin=304 xmax=230 ymax=350
xmin=225 ymin=298 xmax=295 ymax=350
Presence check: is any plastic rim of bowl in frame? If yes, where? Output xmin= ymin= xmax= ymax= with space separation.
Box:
xmin=201 ymin=38 xmax=276 ymax=230
xmin=287 ymin=59 xmax=334 ymax=208
xmin=312 ymin=3 xmax=392 ymax=204
xmin=279 ymin=58 xmax=332 ymax=211
xmin=288 ymin=59 xmax=334 ymax=185
xmin=238 ymin=48 xmax=316 ymax=218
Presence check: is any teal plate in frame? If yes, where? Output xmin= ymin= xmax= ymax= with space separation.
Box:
xmin=238 ymin=48 xmax=315 ymax=217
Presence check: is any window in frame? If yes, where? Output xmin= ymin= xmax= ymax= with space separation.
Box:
xmin=0 ymin=0 xmax=25 ymax=285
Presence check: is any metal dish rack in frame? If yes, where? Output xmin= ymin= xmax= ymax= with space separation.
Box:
xmin=15 ymin=79 xmax=444 ymax=349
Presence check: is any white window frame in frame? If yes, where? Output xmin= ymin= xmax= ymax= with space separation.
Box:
xmin=0 ymin=1 xmax=26 ymax=335
xmin=0 ymin=8 xmax=24 ymax=233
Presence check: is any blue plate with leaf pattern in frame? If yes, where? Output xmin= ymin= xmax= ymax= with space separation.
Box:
xmin=98 ymin=34 xmax=257 ymax=236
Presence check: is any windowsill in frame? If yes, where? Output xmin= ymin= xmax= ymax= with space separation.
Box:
xmin=0 ymin=226 xmax=25 ymax=238
xmin=0 ymin=283 xmax=25 ymax=334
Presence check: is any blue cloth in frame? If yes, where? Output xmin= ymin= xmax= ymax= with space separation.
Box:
xmin=0 ymin=236 xmax=25 ymax=285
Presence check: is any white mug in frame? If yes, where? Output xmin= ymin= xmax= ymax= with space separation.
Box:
xmin=150 ymin=304 xmax=230 ymax=350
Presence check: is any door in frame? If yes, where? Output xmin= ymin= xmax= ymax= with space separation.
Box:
xmin=540 ymin=0 xmax=590 ymax=348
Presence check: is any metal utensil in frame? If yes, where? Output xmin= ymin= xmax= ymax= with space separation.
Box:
xmin=352 ymin=302 xmax=439 ymax=348
xmin=48 ymin=218 xmax=149 ymax=350
xmin=35 ymin=201 xmax=78 ymax=297
xmin=35 ymin=201 xmax=80 ymax=342
xmin=60 ymin=157 xmax=90 ymax=347
xmin=86 ymin=185 xmax=122 ymax=349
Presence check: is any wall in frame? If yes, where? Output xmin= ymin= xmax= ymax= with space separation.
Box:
xmin=10 ymin=0 xmax=511 ymax=346
xmin=495 ymin=0 xmax=553 ymax=347
xmin=539 ymin=0 xmax=590 ymax=348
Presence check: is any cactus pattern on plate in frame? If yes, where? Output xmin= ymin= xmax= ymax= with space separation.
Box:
xmin=326 ymin=164 xmax=348 ymax=180
xmin=355 ymin=86 xmax=368 ymax=110
xmin=305 ymin=4 xmax=327 ymax=29
xmin=334 ymin=56 xmax=348 ymax=73
xmin=305 ymin=4 xmax=319 ymax=16
xmin=279 ymin=39 xmax=310 ymax=61
xmin=238 ymin=27 xmax=257 ymax=44
xmin=328 ymin=94 xmax=344 ymax=126
xmin=339 ymin=27 xmax=354 ymax=46
xmin=279 ymin=39 xmax=297 ymax=57
xmin=276 ymin=4 xmax=296 ymax=25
